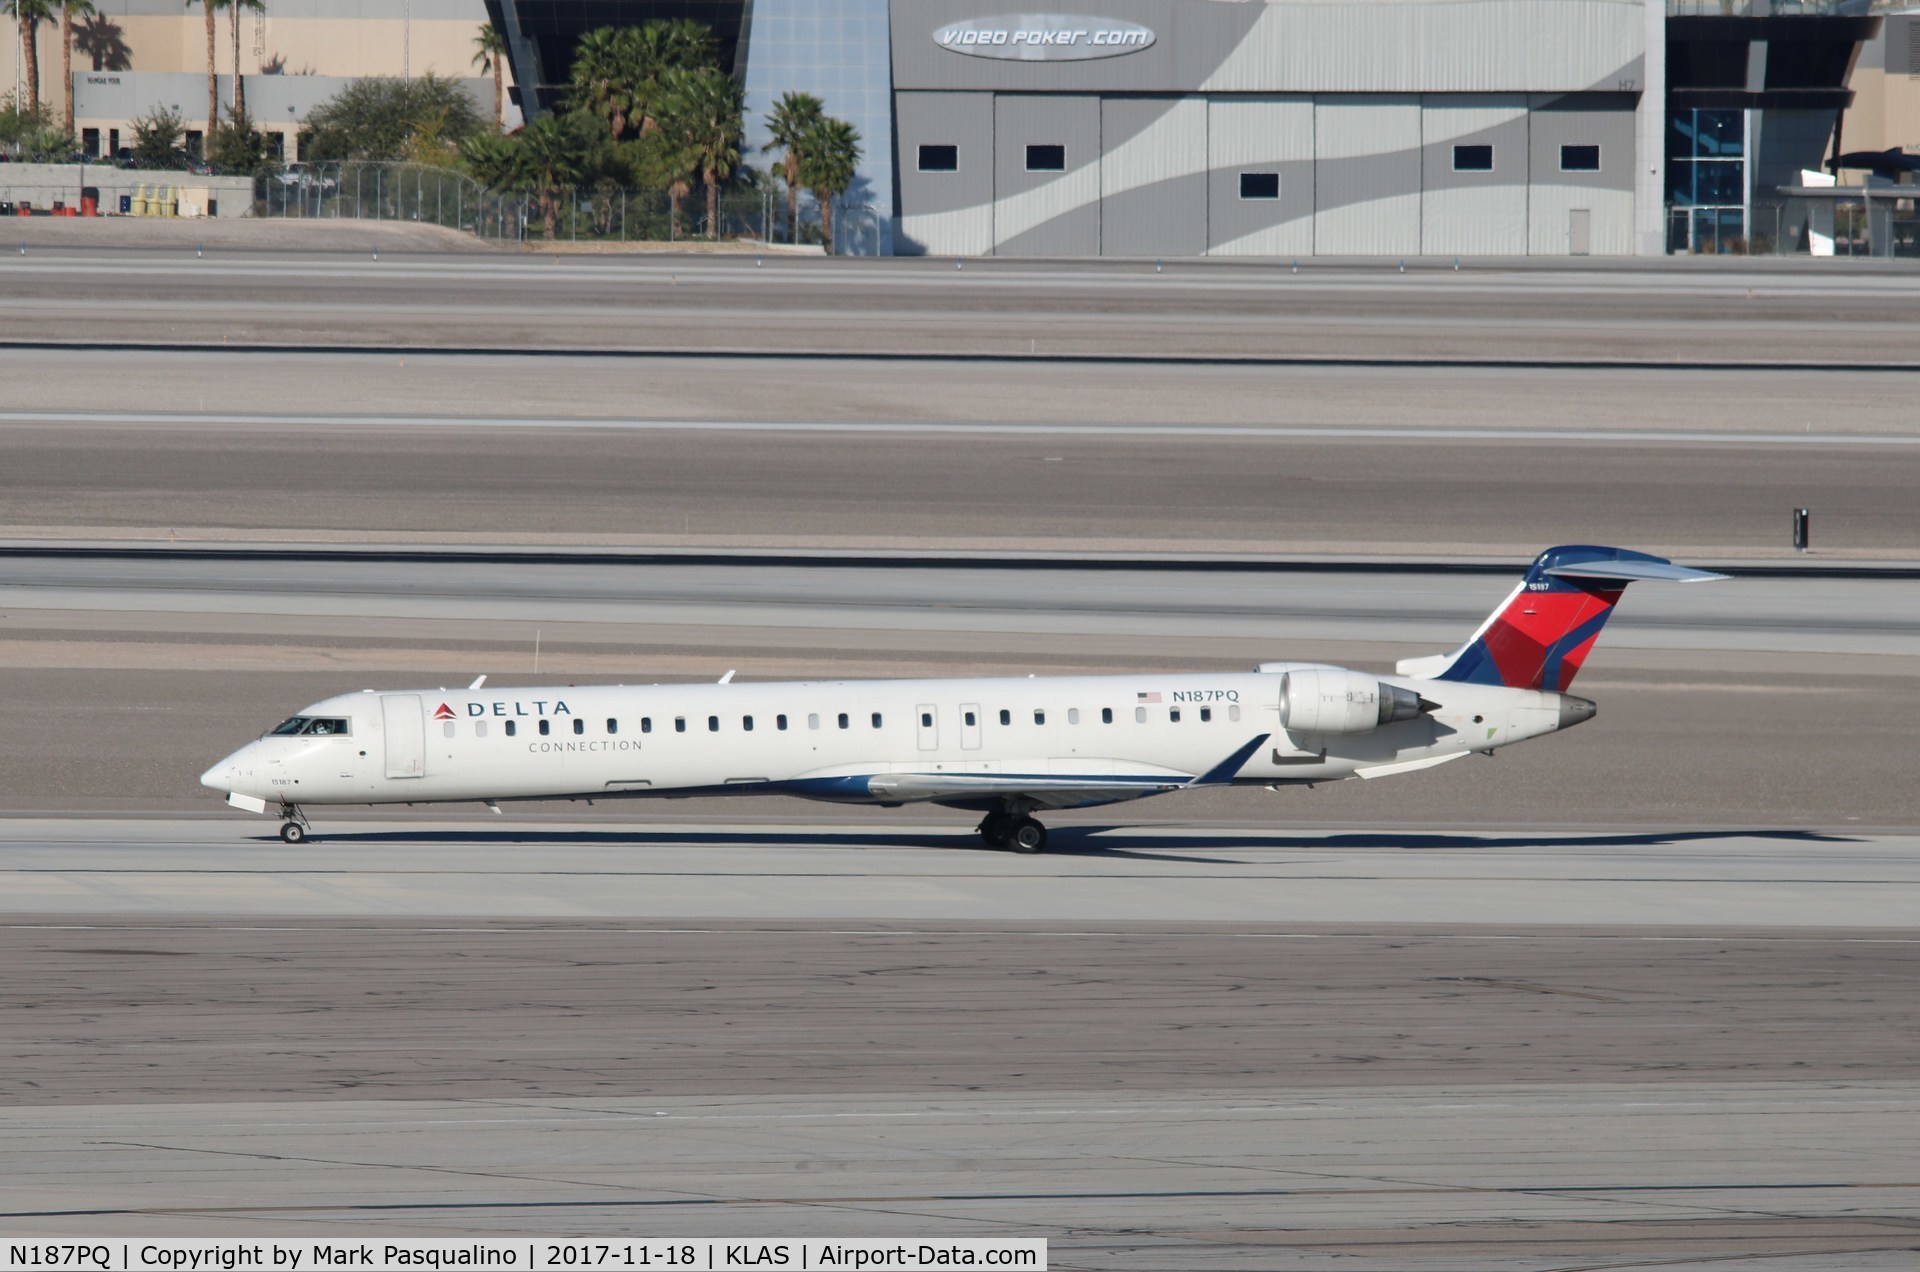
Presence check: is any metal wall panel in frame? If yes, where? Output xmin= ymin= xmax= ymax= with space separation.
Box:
xmin=1101 ymin=97 xmax=1208 ymax=257
xmin=1421 ymin=95 xmax=1529 ymax=255
xmin=1528 ymin=93 xmax=1637 ymax=254
xmin=1207 ymin=96 xmax=1313 ymax=256
xmin=895 ymin=91 xmax=996 ymax=256
xmin=993 ymin=94 xmax=1101 ymax=256
xmin=1314 ymin=97 xmax=1422 ymax=256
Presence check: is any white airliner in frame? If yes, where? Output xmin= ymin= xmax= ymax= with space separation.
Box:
xmin=201 ymin=546 xmax=1724 ymax=851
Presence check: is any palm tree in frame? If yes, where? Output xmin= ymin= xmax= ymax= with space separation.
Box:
xmin=627 ymin=19 xmax=715 ymax=136
xmin=4 ymin=0 xmax=53 ymax=116
xmin=58 ymin=0 xmax=94 ymax=138
xmin=471 ymin=22 xmax=507 ymax=132
xmin=762 ymin=90 xmax=822 ymax=245
xmin=517 ymin=111 xmax=597 ymax=238
xmin=225 ymin=0 xmax=263 ymax=124
xmin=184 ymin=0 xmax=216 ymax=143
xmin=669 ymin=67 xmax=740 ymax=239
xmin=800 ymin=115 xmax=861 ymax=255
xmin=569 ymin=25 xmax=637 ymax=140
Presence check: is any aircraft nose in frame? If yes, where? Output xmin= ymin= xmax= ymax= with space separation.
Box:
xmin=1557 ymin=695 xmax=1598 ymax=730
xmin=199 ymin=760 xmax=233 ymax=790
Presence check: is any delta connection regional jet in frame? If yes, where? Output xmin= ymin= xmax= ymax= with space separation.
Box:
xmin=202 ymin=546 xmax=1724 ymax=852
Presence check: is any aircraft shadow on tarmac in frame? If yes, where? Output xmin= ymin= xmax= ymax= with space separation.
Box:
xmin=254 ymin=825 xmax=1861 ymax=861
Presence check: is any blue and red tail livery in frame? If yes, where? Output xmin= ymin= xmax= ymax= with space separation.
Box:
xmin=1427 ymin=546 xmax=1725 ymax=692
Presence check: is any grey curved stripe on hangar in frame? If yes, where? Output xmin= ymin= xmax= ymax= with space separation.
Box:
xmin=899 ymin=90 xmax=1640 ymax=257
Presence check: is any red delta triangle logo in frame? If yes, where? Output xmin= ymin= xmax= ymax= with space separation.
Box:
xmin=432 ymin=703 xmax=457 ymax=720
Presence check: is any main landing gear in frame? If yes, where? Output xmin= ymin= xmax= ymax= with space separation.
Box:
xmin=978 ymin=806 xmax=1048 ymax=854
xmin=278 ymin=805 xmax=312 ymax=844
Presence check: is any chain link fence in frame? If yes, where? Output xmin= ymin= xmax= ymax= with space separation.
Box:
xmin=1669 ymin=199 xmax=1920 ymax=257
xmin=252 ymin=160 xmax=880 ymax=252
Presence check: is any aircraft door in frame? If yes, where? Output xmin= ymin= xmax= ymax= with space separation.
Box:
xmin=382 ymin=694 xmax=426 ymax=778
xmin=916 ymin=703 xmax=939 ymax=752
xmin=959 ymin=703 xmax=982 ymax=750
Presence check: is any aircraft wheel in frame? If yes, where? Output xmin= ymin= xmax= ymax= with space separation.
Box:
xmin=1009 ymin=818 xmax=1047 ymax=854
xmin=979 ymin=810 xmax=1012 ymax=848
xmin=279 ymin=821 xmax=306 ymax=845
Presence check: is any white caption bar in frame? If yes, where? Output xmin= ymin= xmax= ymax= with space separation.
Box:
xmin=1 ymin=1242 xmax=1046 ymax=1272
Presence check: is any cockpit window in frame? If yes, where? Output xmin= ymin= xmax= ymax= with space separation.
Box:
xmin=267 ymin=716 xmax=350 ymax=737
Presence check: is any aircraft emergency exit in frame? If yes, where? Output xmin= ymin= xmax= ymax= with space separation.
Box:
xmin=201 ymin=545 xmax=1726 ymax=852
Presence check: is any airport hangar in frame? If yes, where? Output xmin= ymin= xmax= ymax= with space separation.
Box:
xmin=492 ymin=0 xmax=1873 ymax=257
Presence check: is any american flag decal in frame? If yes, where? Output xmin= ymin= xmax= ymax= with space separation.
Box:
xmin=1136 ymin=691 xmax=1162 ymax=703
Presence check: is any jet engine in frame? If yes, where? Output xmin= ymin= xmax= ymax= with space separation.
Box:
xmin=1280 ymin=669 xmax=1430 ymax=735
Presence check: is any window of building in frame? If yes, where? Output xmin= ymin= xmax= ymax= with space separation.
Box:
xmin=1135 ymin=706 xmax=1147 ymax=723
xmin=808 ymin=713 xmax=821 ymax=730
xmin=871 ymin=712 xmax=883 ymax=729
xmin=505 ymin=720 xmax=516 ymax=737
xmin=743 ymin=715 xmax=754 ymax=731
xmin=1453 ymin=144 xmax=1493 ymax=172
xmin=607 ymin=718 xmax=618 ymax=735
xmin=918 ymin=144 xmax=958 ymax=172
xmin=1033 ymin=709 xmax=1046 ymax=725
xmin=475 ymin=721 xmax=488 ymax=738
xmin=999 ymin=709 xmax=1011 ymax=726
xmin=1026 ymin=143 xmax=1065 ymax=172
xmin=708 ymin=716 xmax=720 ymax=732
xmin=777 ymin=714 xmax=788 ymax=731
xmin=539 ymin=720 xmax=551 ymax=737
xmin=1239 ymin=172 xmax=1280 ymax=200
xmin=675 ymin=717 xmax=686 ymax=733
xmin=1561 ymin=144 xmax=1601 ymax=172
xmin=1101 ymin=707 xmax=1113 ymax=724
xmin=1067 ymin=708 xmax=1080 ymax=725
xmin=838 ymin=713 xmax=850 ymax=729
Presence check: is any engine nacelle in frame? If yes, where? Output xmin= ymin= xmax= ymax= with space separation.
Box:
xmin=1280 ymin=669 xmax=1428 ymax=735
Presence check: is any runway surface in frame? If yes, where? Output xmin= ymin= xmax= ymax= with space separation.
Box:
xmin=2 ymin=349 xmax=1918 ymax=558
xmin=7 ymin=251 xmax=1920 ymax=362
xmin=1 ymin=824 xmax=1916 ymax=1267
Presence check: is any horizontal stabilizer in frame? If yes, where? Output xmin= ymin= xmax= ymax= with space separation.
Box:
xmin=1544 ymin=560 xmax=1729 ymax=584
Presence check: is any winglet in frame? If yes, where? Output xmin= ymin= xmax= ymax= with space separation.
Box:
xmin=1191 ymin=734 xmax=1271 ymax=787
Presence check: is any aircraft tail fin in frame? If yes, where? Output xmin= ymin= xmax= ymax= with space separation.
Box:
xmin=1397 ymin=546 xmax=1727 ymax=691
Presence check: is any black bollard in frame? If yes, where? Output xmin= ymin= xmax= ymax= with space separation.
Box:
xmin=1792 ymin=507 xmax=1809 ymax=553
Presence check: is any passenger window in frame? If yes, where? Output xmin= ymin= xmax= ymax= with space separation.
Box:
xmin=964 ymin=711 xmax=976 ymax=726
xmin=1170 ymin=708 xmax=1181 ymax=723
xmin=777 ymin=714 xmax=788 ymax=731
xmin=675 ymin=717 xmax=687 ymax=733
xmin=871 ymin=713 xmax=883 ymax=729
xmin=505 ymin=720 xmax=516 ymax=738
xmin=1229 ymin=704 xmax=1241 ymax=722
xmin=999 ymin=709 xmax=1011 ymax=726
xmin=444 ymin=722 xmax=456 ymax=738
xmin=476 ymin=721 xmax=488 ymax=738
xmin=573 ymin=718 xmax=585 ymax=736
xmin=838 ymin=713 xmax=850 ymax=729
xmin=1033 ymin=709 xmax=1046 ymax=725
xmin=708 ymin=716 xmax=720 ymax=732
xmin=743 ymin=716 xmax=754 ymax=732
xmin=1102 ymin=707 xmax=1113 ymax=724
xmin=642 ymin=717 xmax=652 ymax=734
xmin=808 ymin=713 xmax=820 ymax=730
xmin=1200 ymin=707 xmax=1212 ymax=722
xmin=1135 ymin=707 xmax=1146 ymax=723
xmin=921 ymin=712 xmax=933 ymax=728
xmin=607 ymin=718 xmax=618 ymax=735
xmin=539 ymin=720 xmax=550 ymax=736
xmin=1067 ymin=708 xmax=1079 ymax=724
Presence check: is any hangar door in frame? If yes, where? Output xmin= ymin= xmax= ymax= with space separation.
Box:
xmin=1101 ymin=97 xmax=1207 ymax=258
xmin=994 ymin=95 xmax=1100 ymax=256
xmin=1422 ymin=96 xmax=1529 ymax=256
xmin=1315 ymin=97 xmax=1421 ymax=256
xmin=1208 ymin=96 xmax=1314 ymax=257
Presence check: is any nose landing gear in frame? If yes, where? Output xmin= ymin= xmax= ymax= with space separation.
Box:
xmin=278 ymin=805 xmax=312 ymax=844
xmin=977 ymin=804 xmax=1048 ymax=853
